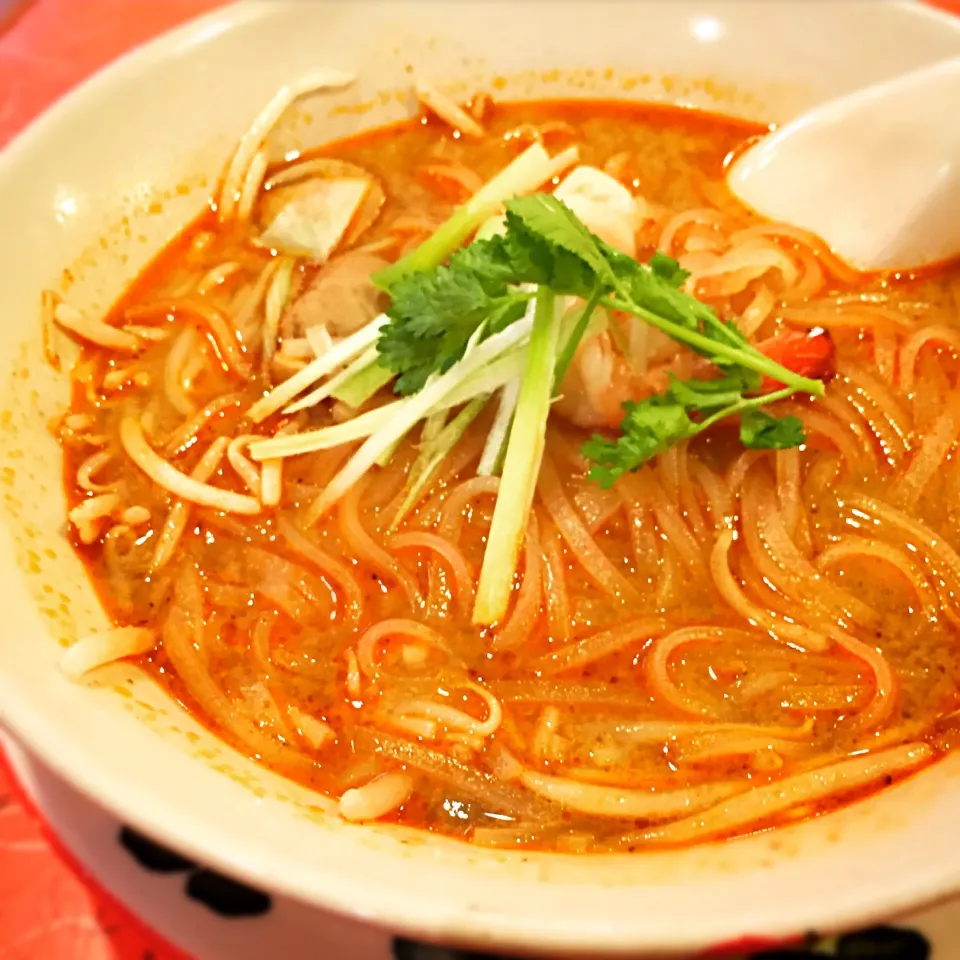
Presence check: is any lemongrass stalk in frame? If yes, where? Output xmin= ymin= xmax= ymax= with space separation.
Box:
xmin=473 ymin=289 xmax=560 ymax=625
xmin=304 ymin=311 xmax=536 ymax=520
xmin=249 ymin=403 xmax=400 ymax=460
xmin=284 ymin=345 xmax=379 ymax=414
xmin=373 ymin=143 xmax=578 ymax=289
xmin=390 ymin=397 xmax=488 ymax=529
xmin=332 ymin=360 xmax=395 ymax=408
xmin=247 ymin=313 xmax=388 ymax=422
xmin=477 ymin=378 xmax=520 ymax=476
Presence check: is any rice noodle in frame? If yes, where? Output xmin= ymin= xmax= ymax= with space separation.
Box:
xmin=339 ymin=773 xmax=413 ymax=822
xmin=493 ymin=680 xmax=651 ymax=706
xmin=262 ymin=258 xmax=295 ymax=375
xmin=739 ymin=283 xmax=777 ymax=338
xmin=646 ymin=626 xmax=761 ymax=717
xmin=76 ymin=450 xmax=116 ymax=493
xmin=833 ymin=633 xmax=896 ymax=730
xmin=658 ymin=209 xmax=726 ymax=257
xmin=54 ymin=302 xmax=141 ymax=352
xmin=414 ymin=78 xmax=485 ymax=137
xmin=729 ymin=222 xmax=861 ymax=285
xmin=120 ymin=414 xmax=260 ymax=515
xmin=389 ymin=531 xmax=475 ymax=611
xmin=645 ymin=477 xmax=703 ymax=573
xmin=538 ymin=455 xmax=637 ymax=602
xmin=510 ymin=756 xmax=746 ymax=820
xmin=163 ymin=566 xmax=314 ymax=770
xmin=775 ymin=448 xmax=802 ymax=540
xmin=690 ymin=461 xmax=734 ymax=531
xmin=218 ymin=70 xmax=356 ymax=222
xmin=355 ymin=619 xmax=450 ymax=680
xmin=233 ymin=258 xmax=282 ymax=348
xmin=744 ymin=471 xmax=876 ymax=627
xmin=151 ymin=437 xmax=230 ymax=571
xmin=694 ymin=238 xmax=800 ymax=299
xmin=899 ymin=324 xmax=960 ymax=393
xmin=392 ymin=683 xmax=502 ymax=738
xmin=492 ymin=517 xmax=542 ymax=650
xmin=226 ymin=435 xmax=262 ymax=498
xmin=364 ymin=732 xmax=554 ymax=818
xmin=540 ymin=522 xmax=572 ymax=643
xmin=836 ymin=361 xmax=911 ymax=468
xmin=162 ymin=393 xmax=243 ymax=458
xmin=532 ymin=707 xmax=565 ymax=762
xmin=127 ymin=300 xmax=252 ymax=380
xmin=783 ymin=402 xmax=873 ymax=481
xmin=676 ymin=442 xmax=707 ymax=542
xmin=196 ymin=262 xmax=244 ymax=297
xmin=535 ymin=617 xmax=667 ymax=674
xmin=874 ymin=331 xmax=898 ymax=383
xmin=710 ymin=529 xmax=831 ymax=651
xmin=260 ymin=456 xmax=283 ymax=507
xmin=61 ymin=626 xmax=156 ymax=680
xmin=339 ymin=479 xmax=421 ymax=609
xmin=438 ymin=476 xmax=501 ymax=539
xmin=275 ymin=517 xmax=363 ymax=630
xmin=237 ymin=148 xmax=269 ymax=222
xmin=68 ymin=493 xmax=120 ymax=544
xmin=163 ymin=326 xmax=199 ymax=417
xmin=894 ymin=391 xmax=960 ymax=509
xmin=628 ymin=743 xmax=931 ymax=845
xmin=848 ymin=494 xmax=960 ymax=601
xmin=815 ymin=536 xmax=939 ymax=621
xmin=287 ymin=705 xmax=335 ymax=750
xmin=587 ymin=717 xmax=813 ymax=745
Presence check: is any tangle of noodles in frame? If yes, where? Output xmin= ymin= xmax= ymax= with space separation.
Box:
xmin=492 ymin=516 xmax=542 ymax=650
xmin=389 ymin=531 xmax=475 ymax=612
xmin=54 ymin=93 xmax=960 ymax=853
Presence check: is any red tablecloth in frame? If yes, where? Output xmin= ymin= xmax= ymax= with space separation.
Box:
xmin=1 ymin=1 xmax=959 ymax=956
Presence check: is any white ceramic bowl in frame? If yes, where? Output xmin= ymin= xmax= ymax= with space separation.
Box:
xmin=3 ymin=2 xmax=960 ymax=955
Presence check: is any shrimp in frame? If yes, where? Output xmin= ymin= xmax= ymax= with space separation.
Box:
xmin=556 ymin=327 xmax=835 ymax=430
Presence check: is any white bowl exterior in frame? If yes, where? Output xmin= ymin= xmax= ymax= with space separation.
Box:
xmin=2 ymin=1 xmax=960 ymax=954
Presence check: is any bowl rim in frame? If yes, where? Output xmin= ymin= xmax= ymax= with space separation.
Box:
xmin=4 ymin=0 xmax=960 ymax=954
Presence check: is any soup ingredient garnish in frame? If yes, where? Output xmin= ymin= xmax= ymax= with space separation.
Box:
xmin=582 ymin=375 xmax=806 ymax=489
xmin=372 ymin=141 xmax=579 ymax=288
xmin=251 ymin=191 xmax=829 ymax=623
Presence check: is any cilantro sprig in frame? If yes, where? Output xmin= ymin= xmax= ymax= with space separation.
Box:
xmin=583 ymin=377 xmax=805 ymax=489
xmin=376 ymin=192 xmax=822 ymax=484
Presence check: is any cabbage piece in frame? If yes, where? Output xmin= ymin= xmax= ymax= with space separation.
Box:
xmin=257 ymin=177 xmax=370 ymax=262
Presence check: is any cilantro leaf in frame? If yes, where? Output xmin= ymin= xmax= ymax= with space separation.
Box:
xmin=649 ymin=251 xmax=690 ymax=288
xmin=583 ymin=396 xmax=697 ymax=489
xmin=739 ymin=410 xmax=806 ymax=450
xmin=377 ymin=240 xmax=528 ymax=395
xmin=583 ymin=375 xmax=807 ymax=488
xmin=504 ymin=194 xmax=618 ymax=288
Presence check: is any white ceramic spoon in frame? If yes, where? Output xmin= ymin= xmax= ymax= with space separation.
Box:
xmin=727 ymin=55 xmax=960 ymax=272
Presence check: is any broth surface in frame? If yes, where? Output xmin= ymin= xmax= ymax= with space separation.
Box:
xmin=56 ymin=98 xmax=960 ymax=852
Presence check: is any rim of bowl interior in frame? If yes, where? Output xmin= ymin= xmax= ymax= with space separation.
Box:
xmin=4 ymin=0 xmax=960 ymax=954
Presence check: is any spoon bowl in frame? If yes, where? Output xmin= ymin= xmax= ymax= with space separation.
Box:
xmin=728 ymin=55 xmax=960 ymax=272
